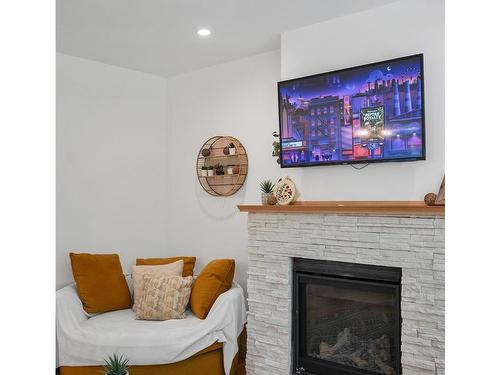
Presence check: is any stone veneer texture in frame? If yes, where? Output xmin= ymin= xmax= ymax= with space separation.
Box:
xmin=246 ymin=213 xmax=444 ymax=375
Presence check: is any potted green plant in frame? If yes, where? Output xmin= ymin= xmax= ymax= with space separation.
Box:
xmin=201 ymin=166 xmax=208 ymax=177
xmin=103 ymin=354 xmax=129 ymax=375
xmin=272 ymin=131 xmax=280 ymax=165
xmin=223 ymin=142 xmax=236 ymax=155
xmin=207 ymin=165 xmax=214 ymax=176
xmin=260 ymin=179 xmax=276 ymax=205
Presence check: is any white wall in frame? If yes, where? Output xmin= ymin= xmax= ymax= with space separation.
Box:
xmin=165 ymin=51 xmax=282 ymax=291
xmin=280 ymin=0 xmax=445 ymax=200
xmin=56 ymin=53 xmax=169 ymax=289
xmin=162 ymin=0 xmax=444 ymax=291
xmin=57 ymin=0 xmax=444 ymax=292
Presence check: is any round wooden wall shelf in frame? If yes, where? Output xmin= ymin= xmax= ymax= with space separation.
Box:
xmin=196 ymin=136 xmax=248 ymax=196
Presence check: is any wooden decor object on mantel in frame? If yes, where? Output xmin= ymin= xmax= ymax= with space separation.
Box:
xmin=196 ymin=136 xmax=248 ymax=196
xmin=435 ymin=176 xmax=445 ymax=206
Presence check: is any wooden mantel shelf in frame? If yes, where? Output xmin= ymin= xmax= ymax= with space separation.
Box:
xmin=238 ymin=201 xmax=444 ymax=216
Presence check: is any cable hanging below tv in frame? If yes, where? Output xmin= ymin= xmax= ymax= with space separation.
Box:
xmin=277 ymin=54 xmax=426 ymax=168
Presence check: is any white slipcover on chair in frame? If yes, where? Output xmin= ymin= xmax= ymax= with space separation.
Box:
xmin=56 ymin=281 xmax=246 ymax=375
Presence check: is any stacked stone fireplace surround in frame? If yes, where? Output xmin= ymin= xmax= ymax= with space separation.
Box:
xmin=246 ymin=212 xmax=444 ymax=375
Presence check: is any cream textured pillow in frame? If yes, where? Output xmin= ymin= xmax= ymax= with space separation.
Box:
xmin=135 ymin=275 xmax=194 ymax=321
xmin=132 ymin=260 xmax=183 ymax=311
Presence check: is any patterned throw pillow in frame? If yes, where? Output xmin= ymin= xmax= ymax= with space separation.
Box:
xmin=132 ymin=260 xmax=184 ymax=311
xmin=135 ymin=275 xmax=194 ymax=321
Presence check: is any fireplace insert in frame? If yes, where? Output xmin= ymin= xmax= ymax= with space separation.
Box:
xmin=292 ymin=258 xmax=402 ymax=375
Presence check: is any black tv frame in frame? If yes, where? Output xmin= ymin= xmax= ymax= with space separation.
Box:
xmin=277 ymin=54 xmax=426 ymax=169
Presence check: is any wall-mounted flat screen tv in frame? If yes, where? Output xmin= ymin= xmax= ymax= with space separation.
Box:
xmin=278 ymin=54 xmax=425 ymax=168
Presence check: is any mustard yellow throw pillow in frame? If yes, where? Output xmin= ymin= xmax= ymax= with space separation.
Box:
xmin=131 ymin=260 xmax=184 ymax=311
xmin=69 ymin=253 xmax=131 ymax=313
xmin=136 ymin=256 xmax=196 ymax=277
xmin=135 ymin=275 xmax=194 ymax=321
xmin=190 ymin=259 xmax=235 ymax=319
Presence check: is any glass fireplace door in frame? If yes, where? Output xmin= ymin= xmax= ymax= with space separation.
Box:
xmin=294 ymin=273 xmax=401 ymax=375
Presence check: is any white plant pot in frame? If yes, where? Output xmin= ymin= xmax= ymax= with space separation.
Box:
xmin=227 ymin=167 xmax=233 ymax=175
xmin=207 ymin=170 xmax=214 ymax=176
xmin=201 ymin=170 xmax=208 ymax=177
xmin=229 ymin=147 xmax=236 ymax=155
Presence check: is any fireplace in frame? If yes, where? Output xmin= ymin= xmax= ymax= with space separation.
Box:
xmin=293 ymin=258 xmax=402 ymax=375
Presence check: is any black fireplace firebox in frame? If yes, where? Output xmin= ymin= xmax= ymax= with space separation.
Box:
xmin=292 ymin=258 xmax=402 ymax=375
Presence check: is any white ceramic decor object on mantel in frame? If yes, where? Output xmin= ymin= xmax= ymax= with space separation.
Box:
xmin=274 ymin=176 xmax=299 ymax=205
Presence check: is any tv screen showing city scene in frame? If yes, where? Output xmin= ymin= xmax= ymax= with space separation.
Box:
xmin=278 ymin=54 xmax=425 ymax=167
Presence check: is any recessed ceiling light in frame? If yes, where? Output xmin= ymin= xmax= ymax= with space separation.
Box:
xmin=197 ymin=28 xmax=211 ymax=37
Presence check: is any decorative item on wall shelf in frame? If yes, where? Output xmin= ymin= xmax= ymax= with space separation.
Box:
xmin=259 ymin=179 xmax=277 ymax=205
xmin=201 ymin=166 xmax=208 ymax=177
xmin=224 ymin=142 xmax=237 ymax=156
xmin=215 ymin=163 xmax=224 ymax=175
xmin=196 ymin=136 xmax=248 ymax=196
xmin=274 ymin=176 xmax=299 ymax=205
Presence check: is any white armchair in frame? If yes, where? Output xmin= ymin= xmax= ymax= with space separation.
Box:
xmin=56 ymin=282 xmax=246 ymax=375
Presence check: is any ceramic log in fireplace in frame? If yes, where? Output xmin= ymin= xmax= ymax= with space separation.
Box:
xmin=293 ymin=258 xmax=402 ymax=375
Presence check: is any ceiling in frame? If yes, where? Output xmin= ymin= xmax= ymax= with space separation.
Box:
xmin=57 ymin=0 xmax=399 ymax=78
